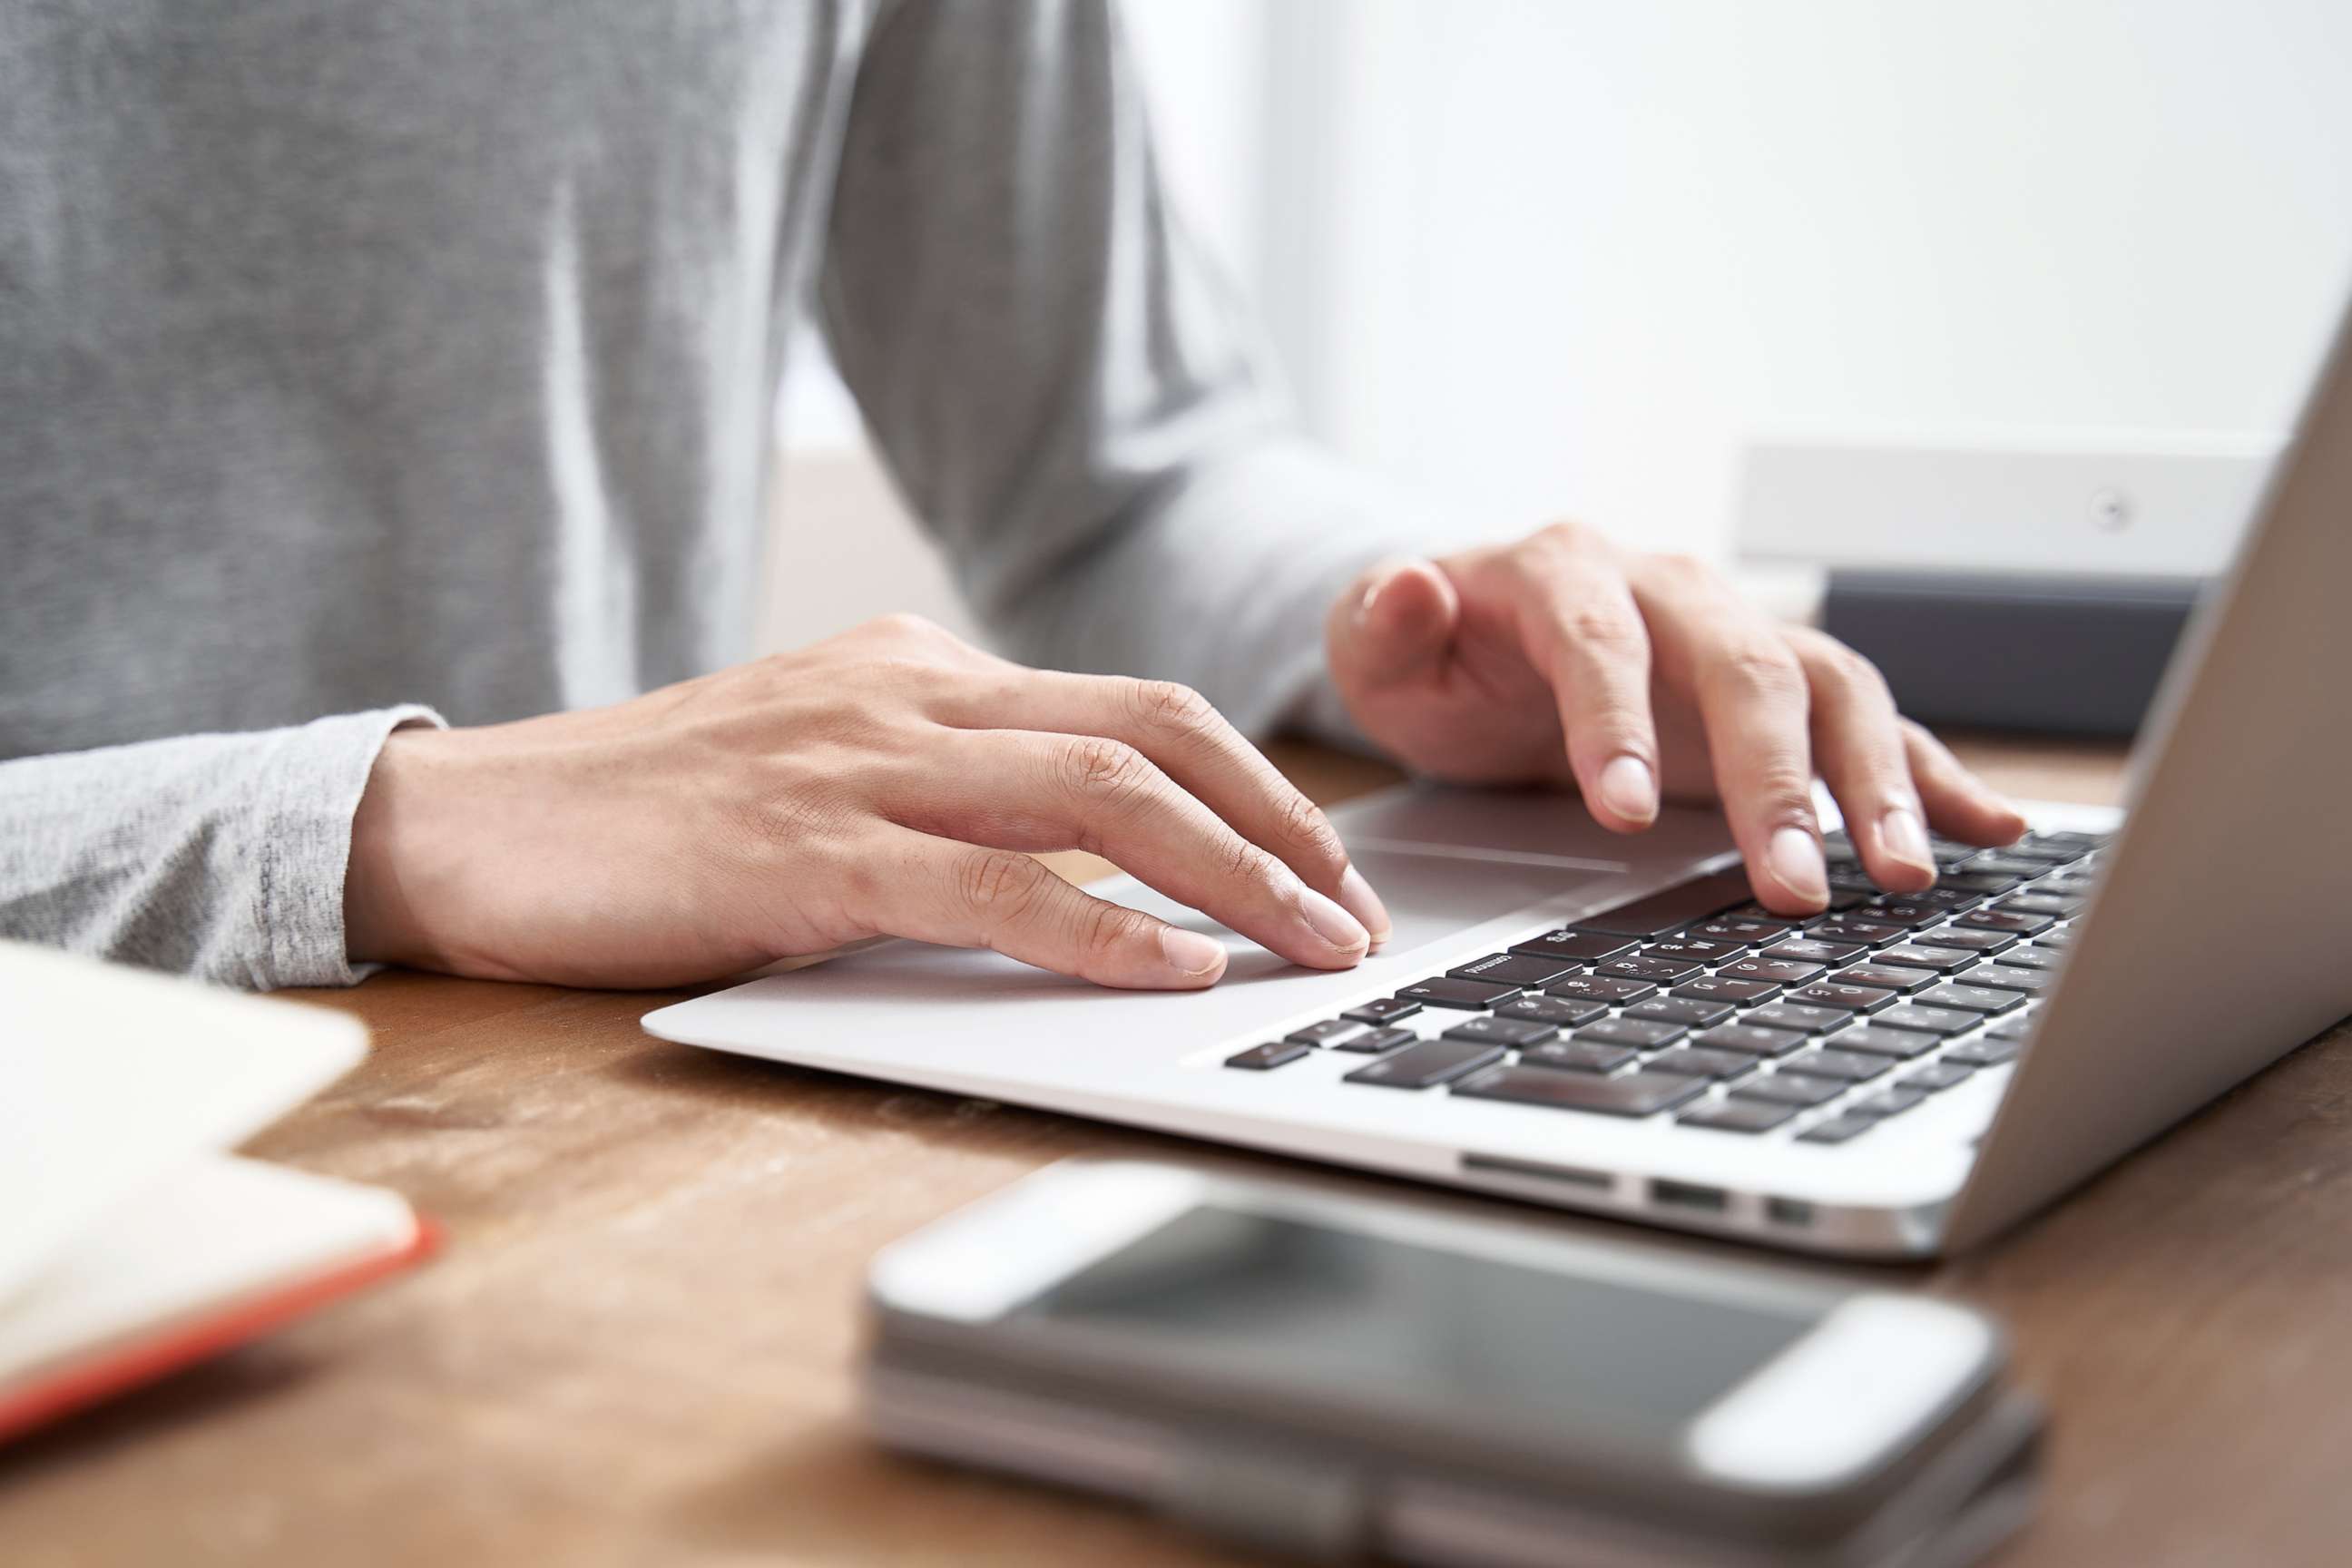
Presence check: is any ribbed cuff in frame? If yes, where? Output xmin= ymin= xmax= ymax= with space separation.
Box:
xmin=252 ymin=704 xmax=446 ymax=989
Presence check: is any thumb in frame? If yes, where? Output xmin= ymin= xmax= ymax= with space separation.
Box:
xmin=1327 ymin=556 xmax=1460 ymax=692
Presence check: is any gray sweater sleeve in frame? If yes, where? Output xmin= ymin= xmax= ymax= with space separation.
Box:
xmin=0 ymin=706 xmax=443 ymax=988
xmin=819 ymin=0 xmax=1434 ymax=740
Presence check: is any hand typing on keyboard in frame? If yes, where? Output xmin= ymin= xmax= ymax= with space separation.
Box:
xmin=345 ymin=615 xmax=1389 ymax=989
xmin=1322 ymin=523 xmax=2027 ymax=914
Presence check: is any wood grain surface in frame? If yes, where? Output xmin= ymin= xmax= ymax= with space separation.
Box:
xmin=6 ymin=735 xmax=2347 ymax=1568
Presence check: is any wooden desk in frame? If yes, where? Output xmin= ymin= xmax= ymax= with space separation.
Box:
xmin=7 ymin=737 xmax=2349 ymax=1568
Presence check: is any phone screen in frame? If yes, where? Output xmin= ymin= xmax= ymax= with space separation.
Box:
xmin=1014 ymin=1203 xmax=1818 ymax=1447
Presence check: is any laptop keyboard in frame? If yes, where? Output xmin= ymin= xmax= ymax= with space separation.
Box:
xmin=1223 ymin=828 xmax=2111 ymax=1147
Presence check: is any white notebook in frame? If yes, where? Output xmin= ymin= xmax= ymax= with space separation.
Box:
xmin=0 ymin=943 xmax=430 ymax=1440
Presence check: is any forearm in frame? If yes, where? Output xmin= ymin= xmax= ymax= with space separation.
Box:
xmin=0 ymin=706 xmax=442 ymax=988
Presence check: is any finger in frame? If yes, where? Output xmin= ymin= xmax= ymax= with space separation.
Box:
xmin=1786 ymin=629 xmax=1936 ymax=893
xmin=1632 ymin=561 xmax=1826 ymax=914
xmin=1504 ymin=528 xmax=1660 ymax=830
xmin=1324 ymin=556 xmax=1460 ymax=692
xmin=930 ymin=671 xmax=1393 ymax=944
xmin=1902 ymin=720 xmax=2029 ymax=846
xmin=880 ymin=830 xmax=1232 ymax=990
xmin=893 ymin=730 xmax=1372 ymax=971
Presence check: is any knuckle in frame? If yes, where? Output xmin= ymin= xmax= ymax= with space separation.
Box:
xmin=1077 ymin=899 xmax=1141 ymax=967
xmin=867 ymin=611 xmax=941 ymax=642
xmin=1715 ymin=638 xmax=1806 ymax=701
xmin=1217 ymin=832 xmax=1280 ymax=890
xmin=1562 ymin=602 xmax=1646 ymax=657
xmin=1066 ymin=735 xmax=1152 ymax=803
xmin=1272 ymin=789 xmax=1348 ymax=872
xmin=1653 ymin=552 xmax=1716 ymax=587
xmin=1535 ymin=518 xmax=1599 ymax=554
xmin=1127 ymin=678 xmax=1217 ymax=736
xmin=956 ymin=848 xmax=1045 ymax=926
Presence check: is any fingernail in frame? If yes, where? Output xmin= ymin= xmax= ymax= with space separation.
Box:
xmin=1878 ymin=805 xmax=1932 ymax=871
xmin=1159 ymin=926 xmax=1228 ymax=978
xmin=1768 ymin=825 xmax=1828 ymax=903
xmin=1596 ymin=755 xmax=1657 ymax=824
xmin=1298 ymin=884 xmax=1372 ymax=955
xmin=1337 ymin=866 xmax=1393 ymax=946
xmin=1355 ymin=572 xmax=1390 ymax=627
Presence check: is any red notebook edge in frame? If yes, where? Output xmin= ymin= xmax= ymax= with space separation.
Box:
xmin=0 ymin=1212 xmax=443 ymax=1446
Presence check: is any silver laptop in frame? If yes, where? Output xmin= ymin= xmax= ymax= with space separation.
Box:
xmin=645 ymin=295 xmax=2352 ymax=1258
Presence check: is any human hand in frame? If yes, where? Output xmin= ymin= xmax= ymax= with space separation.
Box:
xmin=1325 ymin=523 xmax=2026 ymax=916
xmin=345 ymin=615 xmax=1388 ymax=988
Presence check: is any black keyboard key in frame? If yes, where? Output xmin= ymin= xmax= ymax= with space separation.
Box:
xmin=1742 ymin=1002 xmax=1854 ymax=1036
xmin=1494 ymin=993 xmax=1608 ymax=1028
xmin=1454 ymin=1064 xmax=1709 ymax=1116
xmin=1331 ymin=1025 xmax=1417 ymax=1054
xmin=1798 ymin=1113 xmax=1879 ymax=1145
xmin=1955 ymin=906 xmax=2054 ymax=936
xmin=1286 ymin=1018 xmax=1377 ymax=1045
xmin=2024 ymin=829 xmax=2106 ymax=853
xmin=1226 ymin=1041 xmax=1310 ymax=1071
xmin=1449 ymin=952 xmax=1583 ymax=987
xmin=1442 ymin=1014 xmax=1559 ymax=1048
xmin=1506 ymin=928 xmax=1642 ymax=965
xmin=1998 ymin=893 xmax=2086 ymax=918
xmin=1964 ymin=964 xmax=2054 ymax=995
xmin=1672 ymin=975 xmax=1782 ymax=1006
xmin=1345 ymin=1038 xmax=1506 ymax=1088
xmin=1838 ymin=964 xmax=1936 ymax=994
xmin=1943 ymin=870 xmax=2026 ymax=897
xmin=1646 ymin=1045 xmax=1758 ymax=1081
xmin=1686 ymin=916 xmax=1794 ymax=946
xmin=1642 ymin=936 xmax=1746 ymax=968
xmin=1546 ymin=974 xmax=1659 ymax=1005
xmin=1787 ymin=1047 xmax=1891 ymax=1083
xmin=1901 ymin=1061 xmax=1976 ymax=1092
xmin=1342 ymin=996 xmax=1422 ymax=1025
xmin=1732 ymin=1073 xmax=1847 ymax=1108
xmin=1876 ymin=1004 xmax=1981 ymax=1034
xmin=1678 ymin=1099 xmax=1798 ymax=1133
xmin=1858 ymin=898 xmax=1948 ymax=926
xmin=1850 ymin=1086 xmax=1929 ymax=1120
xmin=1808 ymin=917 xmax=1909 ymax=948
xmin=1627 ymin=996 xmax=1738 ymax=1029
xmin=1966 ymin=854 xmax=2059 ymax=878
xmin=1945 ymin=1036 xmax=2022 ymax=1067
xmin=1874 ymin=943 xmax=1979 ymax=974
xmin=1910 ymin=926 xmax=2016 ymax=956
xmin=2035 ymin=926 xmax=2074 ymax=949
xmin=1720 ymin=957 xmax=1828 ymax=987
xmin=1985 ymin=1015 xmax=2037 ymax=1043
xmin=1993 ymin=944 xmax=2064 ymax=971
xmin=1575 ymin=1017 xmax=1688 ymax=1051
xmin=1834 ymin=1024 xmax=1942 ymax=1059
xmin=1916 ymin=983 xmax=2024 ymax=1015
xmin=1522 ymin=1039 xmax=1639 ymax=1074
xmin=1785 ymin=980 xmax=1897 ymax=1014
xmin=1597 ymin=956 xmax=1706 ymax=985
xmin=1695 ymin=1023 xmax=1811 ymax=1057
xmin=1573 ymin=870 xmax=1753 ymax=936
xmin=2035 ymin=874 xmax=2099 ymax=898
xmin=1762 ymin=938 xmax=1866 ymax=967
xmin=1396 ymin=976 xmax=1522 ymax=1011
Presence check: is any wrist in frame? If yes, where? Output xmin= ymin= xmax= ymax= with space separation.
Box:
xmin=344 ymin=723 xmax=460 ymax=970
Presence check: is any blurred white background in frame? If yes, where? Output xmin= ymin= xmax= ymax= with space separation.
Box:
xmin=759 ymin=0 xmax=2352 ymax=653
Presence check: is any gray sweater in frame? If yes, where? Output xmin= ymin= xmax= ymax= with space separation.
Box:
xmin=0 ymin=0 xmax=1426 ymax=987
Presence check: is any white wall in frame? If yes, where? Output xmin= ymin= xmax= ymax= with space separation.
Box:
xmin=1253 ymin=0 xmax=2352 ymax=559
xmin=760 ymin=0 xmax=2352 ymax=658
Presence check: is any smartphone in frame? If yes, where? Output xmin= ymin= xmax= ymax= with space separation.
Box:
xmin=863 ymin=1160 xmax=2041 ymax=1568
